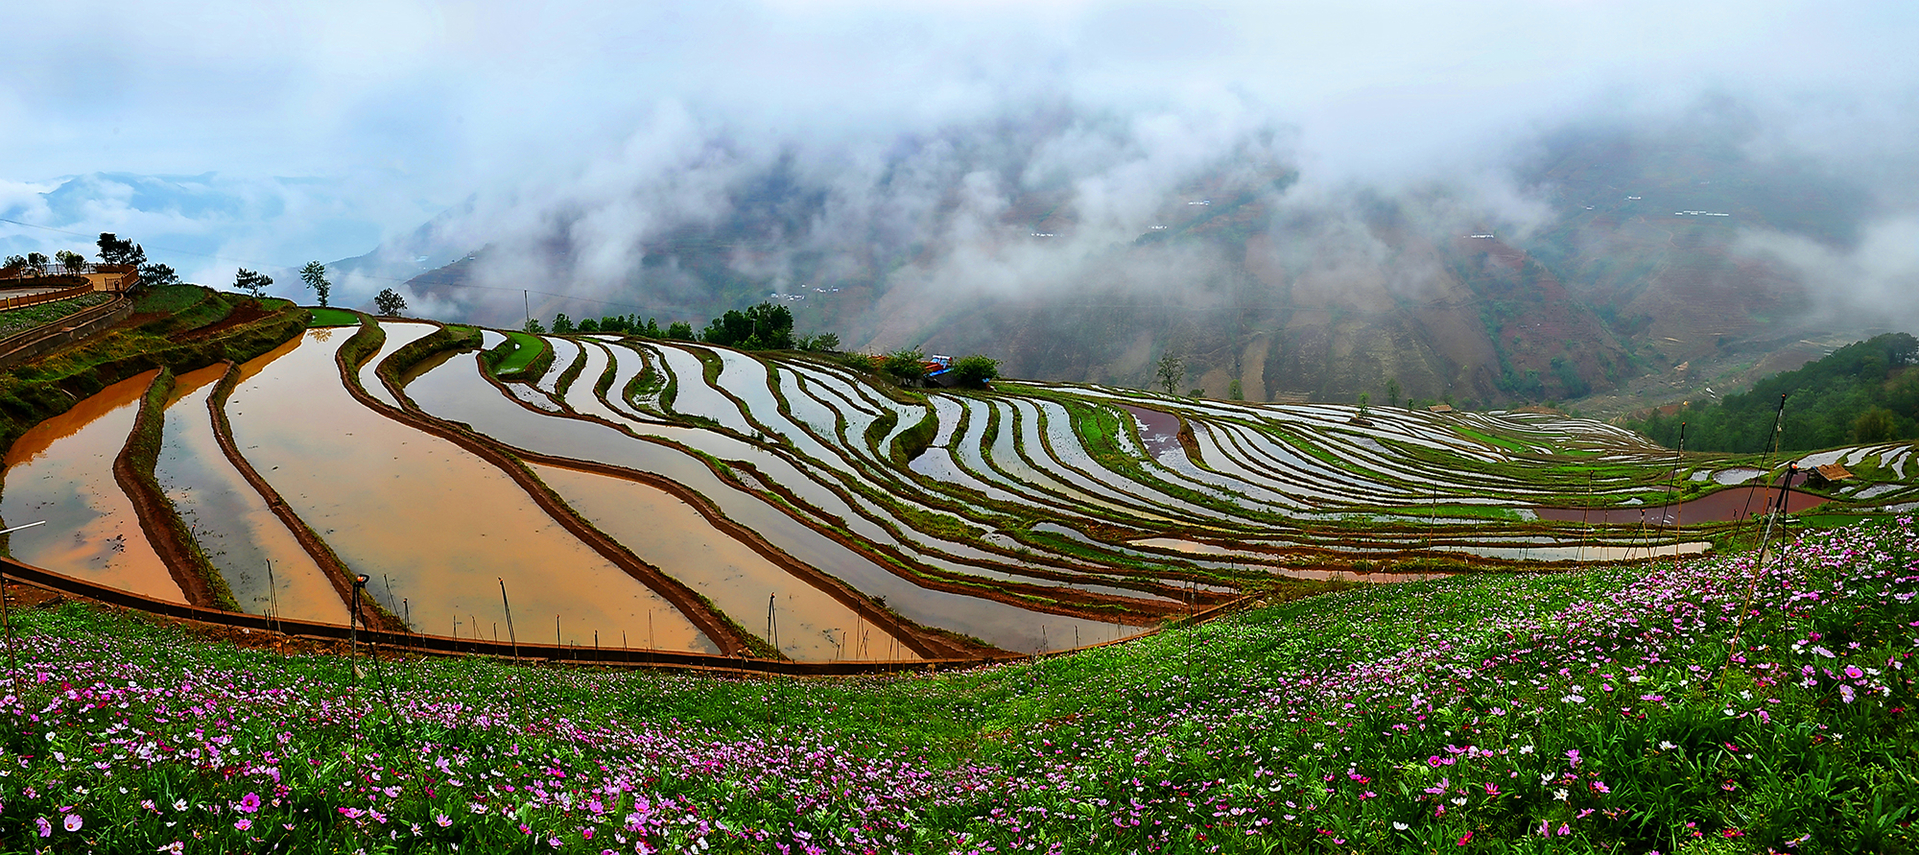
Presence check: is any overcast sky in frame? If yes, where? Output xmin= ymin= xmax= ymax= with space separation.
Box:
xmin=3 ymin=0 xmax=1915 ymax=286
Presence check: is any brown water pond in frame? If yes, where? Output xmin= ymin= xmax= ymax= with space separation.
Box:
xmin=156 ymin=364 xmax=347 ymax=623
xmin=0 ymin=370 xmax=183 ymax=602
xmin=224 ymin=329 xmax=715 ymax=652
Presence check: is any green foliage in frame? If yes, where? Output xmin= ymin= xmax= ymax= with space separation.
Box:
xmin=882 ymin=347 xmax=929 ymax=385
xmin=950 ymin=353 xmax=999 ymax=388
xmin=798 ymin=331 xmax=841 ymax=352
xmin=1155 ymin=348 xmax=1184 ymax=395
xmin=552 ymin=312 xmax=574 ymax=334
xmin=577 ymin=317 xmax=600 ymax=333
xmin=138 ymin=262 xmax=179 ymax=286
xmin=298 ymin=261 xmax=331 ymax=307
xmin=665 ymin=320 xmax=695 ymax=341
xmin=96 ymin=232 xmax=145 ymax=266
xmin=232 ymin=268 xmax=271 ymax=298
xmin=373 ymin=287 xmax=408 ymax=316
xmin=1629 ymin=333 xmax=1919 ymax=451
xmin=700 ymin=301 xmax=794 ymax=350
xmin=523 ymin=316 xmax=546 ymax=334
xmin=1227 ymin=377 xmax=1243 ymax=400
xmin=54 ymin=249 xmax=85 ymax=271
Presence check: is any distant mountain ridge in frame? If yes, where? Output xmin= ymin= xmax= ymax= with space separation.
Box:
xmin=371 ymin=111 xmax=1886 ymax=412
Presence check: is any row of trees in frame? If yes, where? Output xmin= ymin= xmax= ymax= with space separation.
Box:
xmin=527 ymin=301 xmax=832 ymax=351
xmin=525 ymin=300 xmax=1001 ymax=387
xmin=1628 ymin=332 xmax=1919 ymax=451
xmin=0 ymin=234 xmax=180 ymax=287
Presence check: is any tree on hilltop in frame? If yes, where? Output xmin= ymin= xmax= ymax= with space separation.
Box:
xmin=96 ymin=233 xmax=146 ymax=266
xmin=299 ymin=261 xmax=332 ymax=307
xmin=55 ymin=250 xmax=86 ymax=272
xmin=700 ymin=302 xmax=794 ymax=350
xmin=234 ymin=268 xmax=272 ymax=298
xmin=374 ymin=288 xmax=408 ymax=316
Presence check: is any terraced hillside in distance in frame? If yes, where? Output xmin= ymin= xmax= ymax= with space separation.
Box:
xmin=5 ymin=302 xmax=1917 ymax=664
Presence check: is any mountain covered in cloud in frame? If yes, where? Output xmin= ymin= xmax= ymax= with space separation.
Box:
xmin=365 ymin=99 xmax=1903 ymax=410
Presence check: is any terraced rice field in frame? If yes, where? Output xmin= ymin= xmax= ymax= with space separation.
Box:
xmin=5 ymin=316 xmax=1916 ymax=661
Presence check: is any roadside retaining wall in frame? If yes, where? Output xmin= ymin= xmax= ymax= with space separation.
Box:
xmin=0 ymin=297 xmax=133 ymax=370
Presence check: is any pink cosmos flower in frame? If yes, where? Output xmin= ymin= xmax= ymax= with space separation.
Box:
xmin=235 ymin=818 xmax=252 ymax=832
xmin=63 ymin=814 xmax=83 ymax=832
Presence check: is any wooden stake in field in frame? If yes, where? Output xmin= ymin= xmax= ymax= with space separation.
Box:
xmin=0 ymin=570 xmax=18 ymax=689
xmin=1659 ymin=423 xmax=1687 ymax=559
xmin=350 ymin=574 xmax=369 ymax=690
xmin=266 ymin=559 xmax=278 ymax=636
xmin=499 ymin=579 xmax=519 ymax=664
xmin=1740 ymin=394 xmax=1790 ymax=524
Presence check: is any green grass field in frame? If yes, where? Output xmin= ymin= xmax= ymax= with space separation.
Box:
xmin=305 ymin=307 xmax=361 ymax=327
xmin=496 ymin=330 xmax=548 ymax=373
xmin=2 ymin=518 xmax=1912 ymax=853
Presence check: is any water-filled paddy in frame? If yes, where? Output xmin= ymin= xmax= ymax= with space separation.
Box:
xmin=225 ymin=330 xmax=715 ymax=653
xmin=534 ymin=463 xmax=919 ymax=661
xmin=403 ymin=353 xmax=1141 ymax=653
xmin=155 ymin=364 xmax=346 ymax=623
xmin=0 ymin=370 xmax=183 ymax=602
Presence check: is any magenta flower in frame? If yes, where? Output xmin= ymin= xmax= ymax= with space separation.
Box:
xmin=63 ymin=814 xmax=83 ymax=832
xmin=1566 ymin=748 xmax=1582 ymax=768
xmin=236 ymin=792 xmax=261 ymax=814
xmin=235 ymin=818 xmax=252 ymax=831
xmin=36 ymin=817 xmax=51 ymax=837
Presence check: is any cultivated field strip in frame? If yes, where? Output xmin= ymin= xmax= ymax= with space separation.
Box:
xmin=14 ymin=314 xmax=1916 ymax=663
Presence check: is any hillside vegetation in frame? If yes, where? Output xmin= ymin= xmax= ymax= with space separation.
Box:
xmin=2 ymin=518 xmax=1913 ymax=853
xmin=1631 ymin=333 xmax=1919 ymax=452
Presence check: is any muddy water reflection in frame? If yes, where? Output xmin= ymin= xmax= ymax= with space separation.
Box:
xmin=535 ymin=464 xmax=919 ymax=661
xmin=225 ymin=331 xmax=714 ymax=652
xmin=0 ymin=371 xmax=183 ymax=602
xmin=156 ymin=365 xmax=346 ymax=623
xmin=405 ymin=354 xmax=1138 ymax=653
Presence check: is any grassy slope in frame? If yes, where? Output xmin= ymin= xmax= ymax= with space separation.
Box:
xmin=306 ymin=307 xmax=361 ymax=327
xmin=1 ymin=518 xmax=1913 ymax=853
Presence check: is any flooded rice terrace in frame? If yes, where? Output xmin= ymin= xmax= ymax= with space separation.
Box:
xmin=8 ymin=314 xmax=1910 ymax=663
xmin=1 ymin=370 xmax=182 ymax=602
xmin=224 ymin=329 xmax=714 ymax=653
